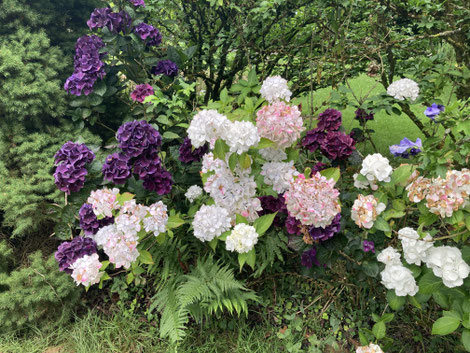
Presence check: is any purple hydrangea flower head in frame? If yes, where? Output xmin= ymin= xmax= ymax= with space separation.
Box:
xmin=320 ymin=131 xmax=356 ymax=160
xmin=354 ymin=108 xmax=374 ymax=122
xmin=55 ymin=237 xmax=98 ymax=273
xmin=301 ymin=128 xmax=326 ymax=152
xmin=142 ymin=167 xmax=173 ymax=195
xmin=64 ymin=72 xmax=97 ymax=96
xmin=389 ymin=137 xmax=422 ymax=158
xmin=102 ymin=153 xmax=132 ymax=184
xmin=87 ymin=8 xmax=111 ymax=30
xmin=285 ymin=215 xmax=302 ymax=235
xmin=133 ymin=150 xmax=162 ymax=179
xmin=317 ymin=109 xmax=342 ymax=131
xmin=424 ymin=103 xmax=445 ymax=121
xmin=131 ymin=83 xmax=154 ymax=103
xmin=129 ymin=0 xmax=145 ymax=6
xmin=116 ymin=120 xmax=162 ymax=157
xmin=301 ymin=248 xmax=321 ymax=268
xmin=363 ymin=240 xmax=375 ymax=253
xmin=308 ymin=213 xmax=341 ymax=242
xmin=134 ymin=23 xmax=162 ymax=46
xmin=151 ymin=60 xmax=178 ymax=77
xmin=54 ymin=142 xmax=95 ymax=167
xmin=107 ymin=10 xmax=132 ymax=33
xmin=54 ymin=163 xmax=88 ymax=194
xmin=79 ymin=203 xmax=114 ymax=235
xmin=311 ymin=162 xmax=328 ymax=174
xmin=258 ymin=195 xmax=287 ymax=227
xmin=178 ymin=137 xmax=208 ymax=163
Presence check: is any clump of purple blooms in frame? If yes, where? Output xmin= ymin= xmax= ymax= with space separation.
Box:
xmin=320 ymin=131 xmax=356 ymax=160
xmin=301 ymin=128 xmax=326 ymax=152
xmin=258 ymin=195 xmax=287 ymax=227
xmin=131 ymin=84 xmax=154 ymax=103
xmin=117 ymin=120 xmax=162 ymax=157
xmin=64 ymin=35 xmax=106 ymax=96
xmin=79 ymin=203 xmax=114 ymax=235
xmin=311 ymin=162 xmax=328 ymax=174
xmin=134 ymin=23 xmax=162 ymax=46
xmin=55 ymin=237 xmax=98 ymax=273
xmin=178 ymin=137 xmax=208 ymax=163
xmin=102 ymin=153 xmax=132 ymax=184
xmin=363 ymin=240 xmax=375 ymax=253
xmin=354 ymin=108 xmax=374 ymax=122
xmin=317 ymin=109 xmax=342 ymax=131
xmin=308 ymin=214 xmax=341 ymax=242
xmin=285 ymin=215 xmax=302 ymax=235
xmin=87 ymin=8 xmax=132 ymax=33
xmin=424 ymin=103 xmax=445 ymax=121
xmin=129 ymin=0 xmax=145 ymax=6
xmin=389 ymin=137 xmax=422 ymax=158
xmin=151 ymin=60 xmax=179 ymax=77
xmin=54 ymin=142 xmax=95 ymax=194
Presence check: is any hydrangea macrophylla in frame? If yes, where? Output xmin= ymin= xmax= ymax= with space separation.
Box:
xmin=185 ymin=185 xmax=203 ymax=203
xmin=380 ymin=262 xmax=419 ymax=296
xmin=79 ymin=203 xmax=114 ymax=235
xmin=70 ymin=253 xmax=103 ymax=287
xmin=132 ymin=151 xmax=162 ymax=179
xmin=151 ymin=60 xmax=178 ymax=77
xmin=258 ymin=147 xmax=287 ymax=162
xmin=102 ymin=153 xmax=132 ymax=184
xmin=88 ymin=187 xmax=120 ymax=218
xmin=129 ymin=0 xmax=145 ymax=6
xmin=224 ymin=121 xmax=260 ymax=154
xmin=356 ymin=343 xmax=384 ymax=353
xmin=178 ymin=137 xmax=208 ymax=163
xmin=256 ymin=102 xmax=304 ymax=149
xmin=387 ymin=78 xmax=420 ymax=101
xmin=55 ymin=237 xmax=98 ymax=273
xmin=142 ymin=166 xmax=173 ymax=195
xmin=353 ymin=173 xmax=373 ymax=190
xmin=187 ymin=109 xmax=231 ymax=148
xmin=116 ymin=120 xmax=162 ymax=157
xmin=131 ymin=84 xmax=154 ymax=103
xmin=54 ymin=164 xmax=88 ymax=194
xmin=107 ymin=10 xmax=132 ymax=33
xmin=54 ymin=141 xmax=95 ymax=167
xmin=260 ymin=76 xmax=292 ymax=103
xmin=398 ymin=227 xmax=433 ymax=266
xmin=311 ymin=162 xmax=328 ymax=174
xmin=134 ymin=23 xmax=162 ymax=46
xmin=377 ymin=247 xmax=401 ymax=266
xmin=143 ymin=201 xmax=168 ymax=237
xmin=425 ymin=177 xmax=466 ymax=218
xmin=425 ymin=246 xmax=470 ymax=288
xmin=351 ymin=194 xmax=386 ymax=229
xmin=424 ymin=103 xmax=444 ymax=120
xmin=64 ymin=72 xmax=99 ymax=96
xmin=94 ymin=224 xmax=139 ymax=269
xmin=192 ymin=205 xmax=232 ymax=242
xmin=258 ymin=195 xmax=287 ymax=227
xmin=308 ymin=213 xmax=341 ymax=242
xmin=389 ymin=137 xmax=422 ymax=158
xmin=284 ymin=173 xmax=341 ymax=228
xmin=285 ymin=215 xmax=302 ymax=235
xmin=225 ymin=224 xmax=259 ymax=253
xmin=359 ymin=153 xmax=393 ymax=185
xmin=320 ymin=131 xmax=356 ymax=160
xmin=261 ymin=161 xmax=299 ymax=193
xmin=406 ymin=176 xmax=432 ymax=202
xmin=362 ymin=240 xmax=375 ymax=253
xmin=354 ymin=108 xmax=374 ymax=122
xmin=301 ymin=248 xmax=320 ymax=268
xmin=316 ymin=109 xmax=342 ymax=131
xmin=301 ymin=128 xmax=326 ymax=152
xmin=87 ymin=8 xmax=112 ymax=30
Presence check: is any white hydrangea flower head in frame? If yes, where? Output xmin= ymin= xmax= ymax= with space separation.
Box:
xmin=258 ymin=147 xmax=287 ymax=162
xmin=94 ymin=224 xmax=139 ymax=269
xmin=192 ymin=205 xmax=232 ymax=242
xmin=377 ymin=247 xmax=401 ymax=265
xmin=121 ymin=199 xmax=149 ymax=219
xmin=223 ymin=120 xmax=260 ymax=154
xmin=353 ymin=173 xmax=378 ymax=191
xmin=143 ymin=201 xmax=168 ymax=237
xmin=70 ymin=253 xmax=103 ymax=287
xmin=201 ymin=152 xmax=226 ymax=174
xmin=225 ymin=223 xmax=259 ymax=253
xmin=261 ymin=161 xmax=299 ymax=193
xmin=187 ymin=109 xmax=231 ymax=148
xmin=185 ymin=185 xmax=203 ymax=203
xmin=351 ymin=194 xmax=386 ymax=229
xmin=356 ymin=343 xmax=384 ymax=353
xmin=260 ymin=76 xmax=292 ymax=103
xmin=380 ymin=263 xmax=419 ymax=296
xmin=360 ymin=153 xmax=393 ymax=183
xmin=425 ymin=246 xmax=470 ymax=288
xmin=387 ymin=78 xmax=420 ymax=101
xmin=398 ymin=227 xmax=433 ymax=266
xmin=87 ymin=187 xmax=120 ymax=218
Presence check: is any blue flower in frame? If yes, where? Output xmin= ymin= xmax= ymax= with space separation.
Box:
xmin=389 ymin=137 xmax=422 ymax=158
xmin=424 ymin=103 xmax=444 ymax=121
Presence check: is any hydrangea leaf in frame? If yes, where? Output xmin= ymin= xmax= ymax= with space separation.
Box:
xmin=432 ymin=313 xmax=461 ymax=335
xmin=138 ymin=250 xmax=154 ymax=265
xmin=253 ymin=212 xmax=277 ymax=236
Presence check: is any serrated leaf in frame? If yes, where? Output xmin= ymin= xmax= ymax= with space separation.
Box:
xmin=381 ymin=313 xmax=395 ymax=323
xmin=390 ymin=164 xmax=414 ymax=186
xmin=253 ymin=212 xmax=277 ymax=236
xmin=387 ymin=290 xmax=406 ymax=310
xmin=139 ymin=250 xmax=154 ymax=265
xmin=208 ymin=238 xmax=218 ymax=251
xmin=228 ymin=153 xmax=238 ymax=172
xmin=462 ymin=329 xmax=470 ymax=351
xmin=238 ymin=252 xmax=247 ymax=271
xmin=419 ymin=271 xmax=444 ymax=294
xmin=319 ymin=167 xmax=340 ymax=183
xmin=213 ymin=139 xmax=229 ymax=160
xmin=432 ymin=315 xmax=461 ymax=335
xmin=116 ymin=192 xmax=134 ymax=206
xmin=167 ymin=215 xmax=185 ymax=229
xmin=246 ymin=249 xmax=256 ymax=270
xmin=374 ymin=217 xmax=391 ymax=232
xmin=94 ymin=80 xmax=107 ymax=96
xmin=253 ymin=137 xmax=275 ymax=149
xmin=239 ymin=153 xmax=251 ymax=169
xmin=127 ymin=272 xmax=135 ymax=284
xmin=163 ymin=131 xmax=180 ymax=140
xmin=372 ymin=321 xmax=386 ymax=339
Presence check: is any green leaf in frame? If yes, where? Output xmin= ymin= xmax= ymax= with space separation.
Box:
xmin=208 ymin=238 xmax=218 ymax=251
xmin=228 ymin=153 xmax=238 ymax=172
xmin=94 ymin=80 xmax=107 ymax=96
xmin=383 ymin=209 xmax=406 ymax=221
xmin=374 ymin=217 xmax=391 ymax=232
xmin=139 ymin=250 xmax=154 ymax=265
xmin=372 ymin=321 xmax=386 ymax=339
xmin=390 ymin=164 xmax=414 ymax=186
xmin=254 ymin=137 xmax=275 ymax=150
xmin=239 ymin=153 xmax=251 ymax=169
xmin=163 ymin=131 xmax=180 ymax=140
xmin=126 ymin=272 xmax=135 ymax=285
xmin=387 ymin=290 xmax=406 ymax=310
xmin=116 ymin=192 xmax=134 ymax=206
xmin=238 ymin=252 xmax=248 ymax=271
xmin=319 ymin=167 xmax=340 ymax=183
xmin=362 ymin=260 xmax=380 ymax=277
xmin=246 ymin=249 xmax=256 ymax=270
xmin=213 ymin=139 xmax=229 ymax=160
xmin=236 ymin=214 xmax=249 ymax=224
xmin=253 ymin=213 xmax=277 ymax=236
xmin=381 ymin=313 xmax=395 ymax=323
xmin=167 ymin=215 xmax=185 ymax=229
xmin=432 ymin=314 xmax=461 ymax=335
xmin=218 ymin=230 xmax=230 ymax=241
xmin=462 ymin=329 xmax=470 ymax=352
xmin=419 ymin=271 xmax=444 ymax=294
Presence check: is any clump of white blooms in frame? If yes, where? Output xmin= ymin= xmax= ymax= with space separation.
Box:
xmin=187 ymin=109 xmax=231 ymax=148
xmin=377 ymin=247 xmax=402 ymax=266
xmin=350 ymin=194 xmax=386 ymax=229
xmin=356 ymin=343 xmax=384 ymax=353
xmin=70 ymin=253 xmax=103 ymax=287
xmin=387 ymin=78 xmax=420 ymax=101
xmin=260 ymin=76 xmax=292 ymax=103
xmin=258 ymin=147 xmax=287 ymax=162
xmin=143 ymin=201 xmax=168 ymax=237
xmin=87 ymin=187 xmax=120 ymax=218
xmin=192 ymin=205 xmax=232 ymax=242
xmin=398 ymin=227 xmax=433 ymax=266
xmin=225 ymin=223 xmax=259 ymax=253
xmin=261 ymin=161 xmax=299 ymax=193
xmin=224 ymin=120 xmax=260 ymax=154
xmin=115 ymin=199 xmax=148 ymax=235
xmin=185 ymin=185 xmax=203 ymax=203
xmin=425 ymin=246 xmax=470 ymax=288
xmin=353 ymin=173 xmax=377 ymax=191
xmin=359 ymin=153 xmax=393 ymax=185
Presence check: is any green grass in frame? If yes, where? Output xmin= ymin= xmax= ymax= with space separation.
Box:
xmin=293 ymin=74 xmax=455 ymax=155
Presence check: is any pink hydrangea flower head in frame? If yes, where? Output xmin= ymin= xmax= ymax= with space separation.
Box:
xmin=351 ymin=194 xmax=386 ymax=229
xmin=131 ymin=83 xmax=154 ymax=103
xmin=87 ymin=187 xmax=120 ymax=218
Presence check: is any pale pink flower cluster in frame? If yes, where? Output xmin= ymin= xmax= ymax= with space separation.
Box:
xmin=356 ymin=343 xmax=384 ymax=353
xmin=284 ymin=173 xmax=341 ymax=228
xmin=261 ymin=161 xmax=299 ymax=193
xmin=256 ymin=102 xmax=304 ymax=149
xmin=143 ymin=201 xmax=168 ymax=237
xmin=351 ymin=194 xmax=386 ymax=229
xmin=70 ymin=253 xmax=103 ymax=287
xmin=406 ymin=176 xmax=432 ymax=203
xmin=260 ymin=76 xmax=292 ymax=103
xmin=87 ymin=187 xmax=120 ymax=218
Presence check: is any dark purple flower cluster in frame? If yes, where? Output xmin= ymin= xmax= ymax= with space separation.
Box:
xmin=133 ymin=151 xmax=162 ymax=178
xmin=142 ymin=168 xmax=173 ymax=195
xmin=129 ymin=0 xmax=145 ymax=7
xmin=151 ymin=60 xmax=178 ymax=77
xmin=285 ymin=215 xmax=302 ymax=235
xmin=55 ymin=237 xmax=97 ymax=273
xmin=131 ymin=84 xmax=154 ymax=103
xmin=311 ymin=162 xmax=328 ymax=174
xmin=64 ymin=35 xmax=106 ymax=96
xmin=54 ymin=142 xmax=95 ymax=194
xmin=178 ymin=137 xmax=208 ymax=163
xmin=363 ymin=240 xmax=375 ymax=253
xmin=102 ymin=153 xmax=132 ymax=184
xmin=79 ymin=203 xmax=114 ymax=235
xmin=258 ymin=195 xmax=287 ymax=227
xmin=317 ymin=109 xmax=342 ymax=131
xmin=301 ymin=128 xmax=326 ymax=152
xmin=117 ymin=120 xmax=162 ymax=157
xmin=355 ymin=108 xmax=374 ymax=122
xmin=134 ymin=23 xmax=162 ymax=46
xmin=308 ymin=213 xmax=341 ymax=242
xmin=320 ymin=131 xmax=356 ymax=160
xmin=87 ymin=8 xmax=132 ymax=33
xmin=301 ymin=248 xmax=320 ymax=268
